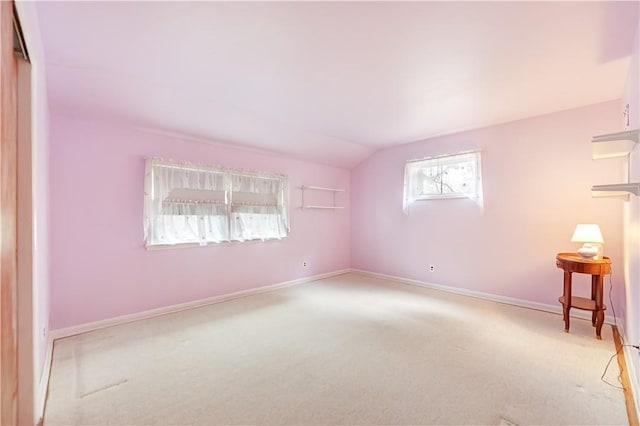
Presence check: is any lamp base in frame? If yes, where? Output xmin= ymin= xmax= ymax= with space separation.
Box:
xmin=577 ymin=244 xmax=599 ymax=259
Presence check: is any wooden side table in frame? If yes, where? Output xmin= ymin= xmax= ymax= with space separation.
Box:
xmin=555 ymin=253 xmax=611 ymax=339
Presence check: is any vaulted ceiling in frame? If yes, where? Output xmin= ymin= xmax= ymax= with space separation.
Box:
xmin=35 ymin=1 xmax=638 ymax=168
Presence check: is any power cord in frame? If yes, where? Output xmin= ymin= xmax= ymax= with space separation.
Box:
xmin=602 ymin=344 xmax=623 ymax=389
xmin=601 ymin=267 xmax=639 ymax=389
xmin=609 ymin=268 xmax=621 ymax=342
xmin=601 ymin=343 xmax=638 ymax=389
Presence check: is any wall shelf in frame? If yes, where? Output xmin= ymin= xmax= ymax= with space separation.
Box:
xmin=302 ymin=185 xmax=345 ymax=192
xmin=301 ymin=185 xmax=345 ymax=210
xmin=592 ymin=129 xmax=638 ymax=159
xmin=591 ymin=183 xmax=640 ymax=200
xmin=591 ymin=129 xmax=639 ymax=201
xmin=303 ymin=205 xmax=345 ymax=210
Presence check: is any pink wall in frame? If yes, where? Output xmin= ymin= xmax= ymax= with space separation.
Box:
xmin=52 ymin=101 xmax=627 ymax=330
xmin=351 ymin=101 xmax=624 ymax=308
xmin=49 ymin=114 xmax=350 ymax=329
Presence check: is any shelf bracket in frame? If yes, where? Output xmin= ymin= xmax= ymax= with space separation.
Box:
xmin=592 ymin=129 xmax=639 ymax=159
xmin=591 ymin=183 xmax=640 ymax=200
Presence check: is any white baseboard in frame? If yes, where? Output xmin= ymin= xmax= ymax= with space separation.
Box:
xmin=50 ymin=269 xmax=351 ymax=340
xmin=351 ymin=269 xmax=617 ymax=325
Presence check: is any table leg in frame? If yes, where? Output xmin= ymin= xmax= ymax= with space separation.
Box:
xmin=595 ymin=310 xmax=604 ymax=340
xmin=594 ymin=274 xmax=604 ymax=340
xmin=563 ymin=271 xmax=572 ymax=332
xmin=591 ymin=277 xmax=597 ymax=327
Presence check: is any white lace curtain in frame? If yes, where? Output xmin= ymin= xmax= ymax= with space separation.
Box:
xmin=144 ymin=158 xmax=289 ymax=247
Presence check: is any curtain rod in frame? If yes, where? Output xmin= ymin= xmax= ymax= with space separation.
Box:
xmin=149 ymin=160 xmax=286 ymax=180
xmin=162 ymin=199 xmax=278 ymax=208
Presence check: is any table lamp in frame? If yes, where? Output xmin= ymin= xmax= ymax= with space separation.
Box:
xmin=571 ymin=224 xmax=604 ymax=259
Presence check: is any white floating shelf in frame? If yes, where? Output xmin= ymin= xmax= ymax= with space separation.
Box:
xmin=591 ymin=183 xmax=640 ymax=200
xmin=301 ymin=185 xmax=345 ymax=192
xmin=592 ymin=129 xmax=638 ymax=159
xmin=303 ymin=205 xmax=345 ymax=209
xmin=301 ymin=184 xmax=345 ymax=210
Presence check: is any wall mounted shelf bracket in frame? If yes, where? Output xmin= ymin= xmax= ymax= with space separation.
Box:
xmin=301 ymin=185 xmax=345 ymax=209
xmin=591 ymin=183 xmax=640 ymax=201
xmin=592 ymin=129 xmax=639 ymax=159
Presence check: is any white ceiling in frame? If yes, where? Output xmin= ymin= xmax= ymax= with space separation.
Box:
xmin=35 ymin=1 xmax=639 ymax=168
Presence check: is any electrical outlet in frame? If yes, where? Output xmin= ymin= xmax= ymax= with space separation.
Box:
xmin=303 ymin=261 xmax=308 ymax=267
xmin=429 ymin=265 xmax=435 ymax=272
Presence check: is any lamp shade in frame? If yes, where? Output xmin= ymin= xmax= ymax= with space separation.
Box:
xmin=571 ymin=224 xmax=604 ymax=244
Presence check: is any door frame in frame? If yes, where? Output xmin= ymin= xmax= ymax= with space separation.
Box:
xmin=1 ymin=0 xmax=19 ymax=424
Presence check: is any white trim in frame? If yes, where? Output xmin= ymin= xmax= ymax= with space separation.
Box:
xmin=35 ymin=335 xmax=54 ymax=424
xmin=406 ymin=149 xmax=481 ymax=164
xmin=146 ymin=236 xmax=286 ymax=251
xmin=352 ymin=269 xmax=617 ymax=324
xmin=50 ymin=269 xmax=351 ymax=340
xmin=301 ymin=185 xmax=344 ymax=192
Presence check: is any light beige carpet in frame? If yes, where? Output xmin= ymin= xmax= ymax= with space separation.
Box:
xmin=44 ymin=273 xmax=629 ymax=425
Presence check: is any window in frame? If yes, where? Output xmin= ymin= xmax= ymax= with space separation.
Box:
xmin=403 ymin=151 xmax=482 ymax=211
xmin=144 ymin=158 xmax=289 ymax=247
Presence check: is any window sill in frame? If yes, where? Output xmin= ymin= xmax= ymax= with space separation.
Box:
xmin=146 ymin=237 xmax=285 ymax=250
xmin=415 ymin=194 xmax=475 ymax=200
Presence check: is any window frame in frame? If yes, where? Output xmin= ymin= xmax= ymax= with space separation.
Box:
xmin=144 ymin=158 xmax=289 ymax=248
xmin=403 ymin=151 xmax=482 ymax=210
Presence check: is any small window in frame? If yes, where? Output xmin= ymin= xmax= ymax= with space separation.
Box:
xmin=144 ymin=158 xmax=289 ymax=247
xmin=403 ymin=151 xmax=482 ymax=210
